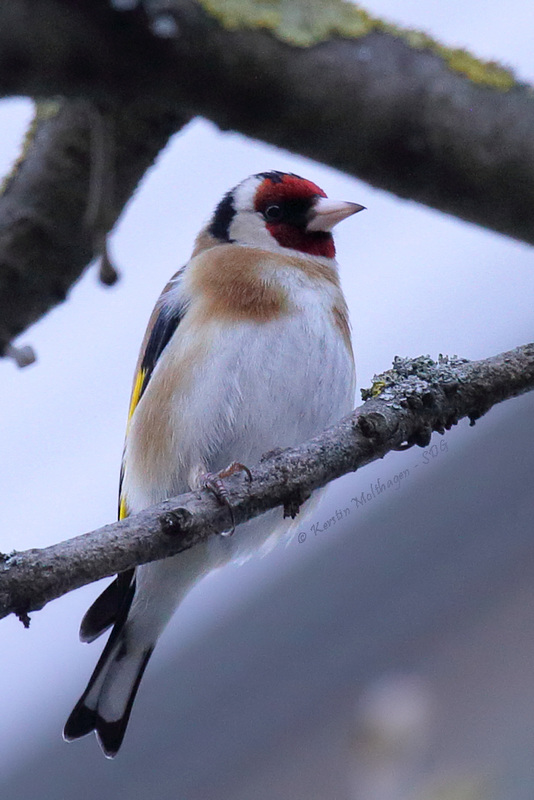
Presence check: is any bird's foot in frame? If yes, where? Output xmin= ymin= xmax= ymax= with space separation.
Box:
xmin=202 ymin=462 xmax=252 ymax=537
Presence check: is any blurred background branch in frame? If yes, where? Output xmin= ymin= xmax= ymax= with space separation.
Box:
xmin=0 ymin=0 xmax=533 ymax=352
xmin=0 ymin=100 xmax=190 ymax=355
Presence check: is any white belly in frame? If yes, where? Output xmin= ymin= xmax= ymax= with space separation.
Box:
xmin=124 ymin=300 xmax=354 ymax=564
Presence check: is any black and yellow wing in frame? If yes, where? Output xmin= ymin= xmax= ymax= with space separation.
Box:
xmin=79 ymin=271 xmax=188 ymax=643
xmin=118 ymin=286 xmax=188 ymax=518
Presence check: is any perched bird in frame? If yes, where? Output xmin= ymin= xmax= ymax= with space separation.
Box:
xmin=64 ymin=171 xmax=363 ymax=757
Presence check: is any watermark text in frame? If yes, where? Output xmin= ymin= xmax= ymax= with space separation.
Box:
xmin=297 ymin=439 xmax=448 ymax=543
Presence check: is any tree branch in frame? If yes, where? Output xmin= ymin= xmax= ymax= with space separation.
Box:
xmin=1 ymin=1 xmax=534 ymax=240
xmin=0 ymin=99 xmax=190 ymax=353
xmin=1 ymin=343 xmax=533 ymax=624
xmin=1 ymin=1 xmax=533 ymax=349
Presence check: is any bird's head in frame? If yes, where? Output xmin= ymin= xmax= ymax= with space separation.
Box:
xmin=207 ymin=171 xmax=364 ymax=260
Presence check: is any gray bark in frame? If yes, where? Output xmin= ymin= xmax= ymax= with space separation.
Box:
xmin=1 ymin=343 xmax=532 ymax=625
xmin=0 ymin=1 xmax=533 ymax=349
xmin=0 ymin=100 xmax=190 ymax=352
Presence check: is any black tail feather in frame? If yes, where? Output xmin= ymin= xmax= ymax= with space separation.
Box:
xmin=63 ymin=699 xmax=97 ymax=741
xmin=80 ymin=569 xmax=135 ymax=643
xmin=64 ymin=576 xmax=141 ymax=755
xmin=96 ymin=647 xmax=153 ymax=757
xmin=63 ymin=647 xmax=154 ymax=758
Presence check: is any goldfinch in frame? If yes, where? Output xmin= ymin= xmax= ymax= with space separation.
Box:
xmin=64 ymin=171 xmax=363 ymax=757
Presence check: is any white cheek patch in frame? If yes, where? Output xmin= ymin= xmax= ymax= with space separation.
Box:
xmin=229 ymin=210 xmax=277 ymax=249
xmin=228 ymin=175 xmax=277 ymax=249
xmin=232 ymin=176 xmax=262 ymax=211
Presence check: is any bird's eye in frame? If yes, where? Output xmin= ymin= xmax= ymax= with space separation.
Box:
xmin=264 ymin=204 xmax=283 ymax=222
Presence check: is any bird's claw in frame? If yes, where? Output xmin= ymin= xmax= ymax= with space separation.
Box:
xmin=202 ymin=462 xmax=252 ymax=536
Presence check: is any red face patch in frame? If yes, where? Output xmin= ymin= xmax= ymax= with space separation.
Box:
xmin=254 ymin=173 xmax=335 ymax=259
xmin=254 ymin=174 xmax=327 ymax=211
xmin=265 ymin=224 xmax=335 ymax=258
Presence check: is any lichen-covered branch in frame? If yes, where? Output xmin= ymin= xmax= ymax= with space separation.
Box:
xmin=2 ymin=1 xmax=534 ymax=235
xmin=1 ymin=343 xmax=533 ymax=624
xmin=0 ymin=1 xmax=533 ymax=349
xmin=0 ymin=99 xmax=190 ymax=353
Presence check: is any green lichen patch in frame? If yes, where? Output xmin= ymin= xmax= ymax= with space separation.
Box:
xmin=437 ymin=47 xmax=515 ymax=90
xmin=199 ymin=0 xmax=518 ymax=90
xmin=201 ymin=0 xmax=375 ymax=47
xmin=365 ymin=379 xmax=387 ymax=399
xmin=390 ymin=26 xmax=516 ymax=89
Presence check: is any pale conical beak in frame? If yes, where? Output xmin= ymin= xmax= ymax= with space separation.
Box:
xmin=307 ymin=198 xmax=365 ymax=232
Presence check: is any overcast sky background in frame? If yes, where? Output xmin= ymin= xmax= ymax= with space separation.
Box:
xmin=0 ymin=0 xmax=533 ymax=778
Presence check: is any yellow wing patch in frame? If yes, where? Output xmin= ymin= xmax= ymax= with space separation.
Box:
xmin=119 ymin=493 xmax=129 ymax=521
xmin=128 ymin=367 xmax=147 ymax=423
xmin=119 ymin=368 xmax=147 ymax=521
